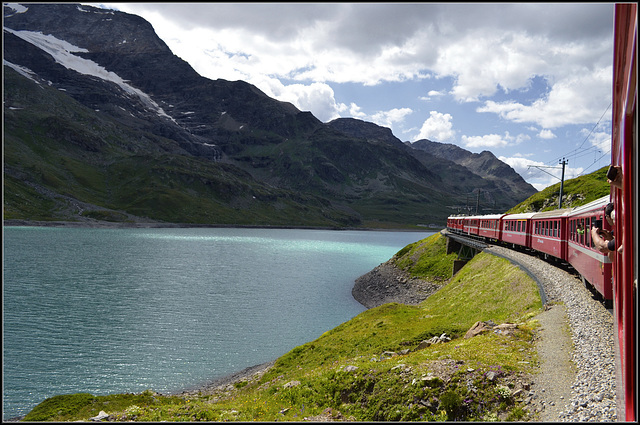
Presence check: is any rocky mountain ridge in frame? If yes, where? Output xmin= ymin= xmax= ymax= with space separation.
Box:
xmin=3 ymin=3 xmax=537 ymax=227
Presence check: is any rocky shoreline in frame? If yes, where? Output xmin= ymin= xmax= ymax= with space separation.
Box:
xmin=352 ymin=260 xmax=441 ymax=308
xmin=176 ymin=361 xmax=276 ymax=400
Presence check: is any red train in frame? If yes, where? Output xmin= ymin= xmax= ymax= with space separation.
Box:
xmin=447 ymin=5 xmax=636 ymax=418
xmin=610 ymin=4 xmax=636 ymax=421
xmin=446 ymin=195 xmax=613 ymax=301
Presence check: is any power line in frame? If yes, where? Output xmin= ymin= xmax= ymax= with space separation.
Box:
xmin=528 ymin=103 xmax=612 ymax=182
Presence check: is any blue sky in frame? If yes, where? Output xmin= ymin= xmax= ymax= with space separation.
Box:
xmin=101 ymin=3 xmax=616 ymax=191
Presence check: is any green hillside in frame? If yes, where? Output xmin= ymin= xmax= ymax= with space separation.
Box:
xmin=506 ymin=166 xmax=611 ymax=213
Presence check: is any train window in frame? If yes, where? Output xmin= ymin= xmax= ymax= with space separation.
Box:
xmin=554 ymin=221 xmax=558 ymax=238
xmin=545 ymin=221 xmax=549 ymax=236
xmin=587 ymin=217 xmax=595 ymax=248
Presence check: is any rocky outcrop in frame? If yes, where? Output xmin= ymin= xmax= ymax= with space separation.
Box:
xmin=352 ymin=260 xmax=440 ymax=309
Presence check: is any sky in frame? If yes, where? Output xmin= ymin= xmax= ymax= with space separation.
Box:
xmin=98 ymin=2 xmax=617 ymax=191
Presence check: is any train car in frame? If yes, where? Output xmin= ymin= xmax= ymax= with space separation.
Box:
xmin=566 ymin=196 xmax=613 ymax=300
xmin=501 ymin=212 xmax=535 ymax=249
xmin=610 ymin=3 xmax=636 ymax=420
xmin=530 ymin=208 xmax=572 ymax=261
xmin=462 ymin=215 xmax=481 ymax=236
xmin=446 ymin=215 xmax=465 ymax=234
xmin=477 ymin=213 xmax=505 ymax=241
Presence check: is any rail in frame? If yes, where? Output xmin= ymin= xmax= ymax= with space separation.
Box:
xmin=444 ymin=231 xmax=487 ymax=250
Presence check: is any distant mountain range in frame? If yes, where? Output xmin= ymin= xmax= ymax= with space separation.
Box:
xmin=3 ymin=3 xmax=537 ymax=227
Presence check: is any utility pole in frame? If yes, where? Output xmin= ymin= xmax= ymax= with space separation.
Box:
xmin=558 ymin=158 xmax=567 ymax=208
xmin=475 ymin=190 xmax=480 ymax=214
xmin=528 ymin=159 xmax=568 ymax=208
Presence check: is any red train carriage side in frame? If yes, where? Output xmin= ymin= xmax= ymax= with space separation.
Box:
xmin=530 ymin=208 xmax=572 ymax=262
xmin=446 ymin=215 xmax=465 ymax=234
xmin=477 ymin=214 xmax=505 ymax=241
xmin=500 ymin=213 xmax=535 ymax=249
xmin=566 ymin=196 xmax=613 ymax=300
xmin=462 ymin=215 xmax=481 ymax=236
xmin=610 ymin=3 xmax=636 ymax=420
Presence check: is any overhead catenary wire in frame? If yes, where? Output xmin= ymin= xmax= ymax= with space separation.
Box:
xmin=527 ymin=103 xmax=612 ymax=182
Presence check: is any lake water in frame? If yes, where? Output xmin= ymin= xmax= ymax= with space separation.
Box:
xmin=2 ymin=226 xmax=431 ymax=419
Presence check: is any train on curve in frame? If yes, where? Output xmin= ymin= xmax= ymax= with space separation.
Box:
xmin=446 ymin=195 xmax=614 ymax=301
xmin=448 ymin=5 xmax=636 ymax=419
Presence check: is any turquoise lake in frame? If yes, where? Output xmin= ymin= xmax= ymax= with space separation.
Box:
xmin=2 ymin=226 xmax=432 ymax=419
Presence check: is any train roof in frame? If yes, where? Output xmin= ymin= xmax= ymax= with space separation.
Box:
xmin=503 ymin=212 xmax=536 ymax=220
xmin=531 ymin=208 xmax=573 ymax=219
xmin=457 ymin=214 xmax=505 ymax=220
xmin=567 ymin=195 xmax=611 ymax=217
xmin=476 ymin=214 xmax=507 ymax=220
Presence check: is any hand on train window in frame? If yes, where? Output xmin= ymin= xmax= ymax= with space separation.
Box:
xmin=590 ymin=226 xmax=614 ymax=254
xmin=606 ymin=165 xmax=623 ymax=190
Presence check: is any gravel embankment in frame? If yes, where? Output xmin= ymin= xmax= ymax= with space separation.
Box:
xmin=484 ymin=245 xmax=617 ymax=422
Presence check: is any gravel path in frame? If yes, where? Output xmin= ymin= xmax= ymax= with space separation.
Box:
xmin=485 ymin=245 xmax=617 ymax=422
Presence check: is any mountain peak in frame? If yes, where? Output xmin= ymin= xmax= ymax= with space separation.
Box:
xmin=4 ymin=3 xmax=536 ymax=227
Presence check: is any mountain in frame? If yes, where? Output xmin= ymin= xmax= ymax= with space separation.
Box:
xmin=409 ymin=139 xmax=537 ymax=211
xmin=3 ymin=3 xmax=536 ymax=228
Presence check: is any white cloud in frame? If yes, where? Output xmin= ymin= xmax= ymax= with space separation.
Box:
xmin=462 ymin=133 xmax=510 ymax=149
xmin=461 ymin=131 xmax=529 ymax=149
xmin=415 ymin=111 xmax=455 ymax=142
xmin=419 ymin=90 xmax=445 ymax=101
xmin=256 ymin=78 xmax=345 ymax=122
xmin=369 ymin=108 xmax=413 ymax=129
xmin=477 ymin=67 xmax=612 ymax=128
xmin=578 ymin=126 xmax=612 ymax=155
xmin=538 ymin=129 xmax=556 ymax=139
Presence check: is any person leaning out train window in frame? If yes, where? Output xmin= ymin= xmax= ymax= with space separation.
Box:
xmin=606 ymin=165 xmax=623 ymax=190
xmin=591 ymin=203 xmax=618 ymax=261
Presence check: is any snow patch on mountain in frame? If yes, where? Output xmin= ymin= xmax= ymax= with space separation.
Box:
xmin=3 ymin=59 xmax=40 ymax=84
xmin=4 ymin=3 xmax=28 ymax=17
xmin=4 ymin=27 xmax=176 ymax=123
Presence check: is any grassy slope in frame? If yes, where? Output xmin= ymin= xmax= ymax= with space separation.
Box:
xmin=24 ymin=233 xmax=543 ymax=422
xmin=507 ymin=166 xmax=610 ymax=213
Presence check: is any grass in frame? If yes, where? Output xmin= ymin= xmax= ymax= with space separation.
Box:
xmin=392 ymin=231 xmax=458 ymax=281
xmin=507 ymin=166 xmax=610 ymax=213
xmin=23 ymin=232 xmax=545 ymax=422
